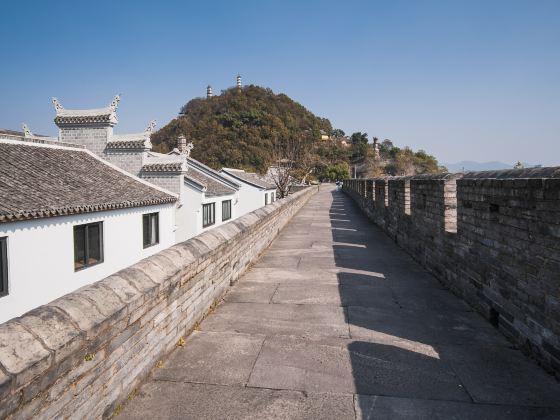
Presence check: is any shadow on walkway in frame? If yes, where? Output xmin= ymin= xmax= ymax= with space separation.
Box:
xmin=331 ymin=190 xmax=560 ymax=419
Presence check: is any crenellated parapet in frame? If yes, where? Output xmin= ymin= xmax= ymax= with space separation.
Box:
xmin=343 ymin=169 xmax=560 ymax=378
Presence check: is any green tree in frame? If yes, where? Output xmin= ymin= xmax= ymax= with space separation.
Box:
xmin=317 ymin=162 xmax=350 ymax=181
xmin=350 ymin=132 xmax=368 ymax=144
xmin=331 ymin=128 xmax=345 ymax=138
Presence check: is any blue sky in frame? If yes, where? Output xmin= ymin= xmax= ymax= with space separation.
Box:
xmin=1 ymin=0 xmax=559 ymax=166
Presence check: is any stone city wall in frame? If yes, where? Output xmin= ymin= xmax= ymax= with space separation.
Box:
xmin=0 ymin=187 xmax=316 ymax=419
xmin=343 ymin=169 xmax=560 ymax=378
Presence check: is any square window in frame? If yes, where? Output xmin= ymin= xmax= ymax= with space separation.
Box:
xmin=143 ymin=212 xmax=160 ymax=248
xmin=74 ymin=222 xmax=104 ymax=271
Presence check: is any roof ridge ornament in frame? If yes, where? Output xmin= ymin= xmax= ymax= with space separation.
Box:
xmin=22 ymin=123 xmax=33 ymax=138
xmin=145 ymin=120 xmax=156 ymax=133
xmin=176 ymin=135 xmax=194 ymax=172
xmin=182 ymin=142 xmax=194 ymax=158
xmin=109 ymin=94 xmax=121 ymax=112
xmin=52 ymin=97 xmax=64 ymax=112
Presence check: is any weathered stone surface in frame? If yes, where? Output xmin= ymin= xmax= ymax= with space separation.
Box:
xmin=49 ymin=292 xmax=107 ymax=334
xmin=242 ymin=267 xmax=340 ymax=284
xmin=271 ymin=283 xmax=343 ymax=305
xmin=224 ymin=281 xmax=279 ymax=303
xmin=16 ymin=306 xmax=84 ymax=363
xmin=0 ymin=322 xmax=51 ymax=387
xmin=439 ymin=344 xmax=560 ymax=407
xmin=249 ymin=336 xmax=469 ymax=401
xmin=101 ymin=275 xmax=143 ymax=308
xmin=354 ymin=395 xmax=560 ymax=420
xmin=0 ymin=368 xmax=11 ymax=399
xmin=200 ymin=302 xmax=349 ymax=338
xmin=119 ymin=382 xmax=354 ymax=420
xmin=153 ymin=331 xmax=264 ymax=385
xmin=348 ymin=305 xmax=509 ymax=346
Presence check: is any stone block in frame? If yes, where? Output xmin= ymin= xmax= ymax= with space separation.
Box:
xmin=49 ymin=292 xmax=107 ymax=336
xmin=16 ymin=306 xmax=84 ymax=363
xmin=0 ymin=322 xmax=51 ymax=388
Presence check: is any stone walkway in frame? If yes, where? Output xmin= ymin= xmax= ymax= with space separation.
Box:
xmin=120 ymin=186 xmax=560 ymax=419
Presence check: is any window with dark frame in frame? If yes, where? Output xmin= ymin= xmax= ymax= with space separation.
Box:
xmin=203 ymin=203 xmax=215 ymax=227
xmin=143 ymin=212 xmax=159 ymax=248
xmin=265 ymin=193 xmax=269 ymax=205
xmin=73 ymin=222 xmax=103 ymax=271
xmin=222 ymin=200 xmax=232 ymax=221
xmin=0 ymin=237 xmax=8 ymax=297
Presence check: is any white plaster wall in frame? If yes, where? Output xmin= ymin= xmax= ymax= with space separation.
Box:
xmin=179 ymin=184 xmax=204 ymax=242
xmin=179 ymin=183 xmax=239 ymax=242
xmin=0 ymin=203 xmax=175 ymax=323
xmin=219 ymin=173 xmax=270 ymax=217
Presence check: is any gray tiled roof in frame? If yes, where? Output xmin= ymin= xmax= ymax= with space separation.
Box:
xmin=222 ymin=168 xmax=276 ymax=190
xmin=0 ymin=141 xmax=177 ymax=223
xmin=186 ymin=167 xmax=237 ymax=197
xmin=107 ymin=133 xmax=151 ymax=150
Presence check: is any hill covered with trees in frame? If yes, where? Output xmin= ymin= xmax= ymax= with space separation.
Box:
xmin=151 ymin=85 xmax=445 ymax=181
xmin=151 ymin=85 xmax=331 ymax=173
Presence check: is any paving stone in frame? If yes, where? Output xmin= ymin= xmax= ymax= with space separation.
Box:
xmin=200 ymin=302 xmax=349 ymax=338
xmin=242 ymin=267 xmax=340 ymax=284
xmin=439 ymin=344 xmax=560 ymax=407
xmin=271 ymin=284 xmax=342 ymax=305
xmin=391 ymin=286 xmax=472 ymax=311
xmin=249 ymin=336 xmax=469 ymax=401
xmin=340 ymin=284 xmax=400 ymax=309
xmin=118 ymin=382 xmax=354 ymax=420
xmin=348 ymin=306 xmax=510 ymax=346
xmin=153 ymin=331 xmax=264 ymax=386
xmin=225 ymin=281 xmax=278 ymax=303
xmin=354 ymin=395 xmax=560 ymax=420
xmin=255 ymin=255 xmax=301 ymax=268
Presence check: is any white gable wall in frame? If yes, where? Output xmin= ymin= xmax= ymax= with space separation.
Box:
xmin=220 ymin=172 xmax=273 ymax=217
xmin=179 ymin=183 xmax=204 ymax=242
xmin=0 ymin=203 xmax=175 ymax=323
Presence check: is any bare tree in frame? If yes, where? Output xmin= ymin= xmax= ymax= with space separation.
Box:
xmin=298 ymin=146 xmax=319 ymax=184
xmin=269 ymin=137 xmax=300 ymax=198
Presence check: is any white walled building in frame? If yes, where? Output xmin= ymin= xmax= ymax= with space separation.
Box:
xmin=0 ymin=137 xmax=177 ymax=323
xmin=143 ymin=145 xmax=240 ymax=241
xmin=183 ymin=157 xmax=240 ymax=239
xmin=220 ymin=168 xmax=277 ymax=217
xmin=50 ymin=96 xmax=243 ymax=243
